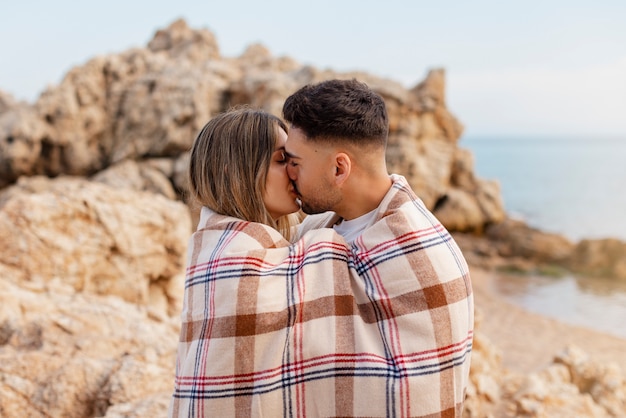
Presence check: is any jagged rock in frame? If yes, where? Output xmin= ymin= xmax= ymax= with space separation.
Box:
xmin=384 ymin=69 xmax=477 ymax=217
xmin=567 ymin=239 xmax=626 ymax=280
xmin=0 ymin=106 xmax=51 ymax=188
xmin=147 ymin=18 xmax=220 ymax=61
xmin=0 ymin=89 xmax=18 ymax=114
xmin=108 ymin=64 xmax=217 ymax=163
xmin=463 ymin=311 xmax=505 ymax=417
xmin=555 ymin=345 xmax=626 ymax=415
xmin=91 ymin=158 xmax=178 ymax=200
xmin=486 ymin=218 xmax=575 ymax=263
xmin=0 ymin=20 xmax=503 ymax=236
xmin=0 ymin=176 xmax=190 ymax=315
xmin=35 ymin=55 xmax=112 ymax=176
xmin=433 ymin=178 xmax=505 ymax=233
xmin=433 ymin=188 xmax=486 ymax=232
xmin=0 ymin=279 xmax=179 ymax=417
xmin=506 ymin=345 xmax=626 ymax=417
xmin=171 ymin=152 xmax=190 ymax=196
xmin=411 ymin=68 xmax=464 ymax=141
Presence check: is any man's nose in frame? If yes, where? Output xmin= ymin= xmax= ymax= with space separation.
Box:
xmin=286 ymin=164 xmax=297 ymax=180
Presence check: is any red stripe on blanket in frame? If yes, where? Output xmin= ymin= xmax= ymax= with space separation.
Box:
xmin=175 ymin=331 xmax=473 ymax=386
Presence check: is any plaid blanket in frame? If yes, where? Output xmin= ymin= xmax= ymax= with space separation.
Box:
xmin=170 ymin=175 xmax=473 ymax=417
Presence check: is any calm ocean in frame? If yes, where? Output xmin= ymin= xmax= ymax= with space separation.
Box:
xmin=461 ymin=136 xmax=626 ymax=242
xmin=461 ymin=135 xmax=626 ymax=339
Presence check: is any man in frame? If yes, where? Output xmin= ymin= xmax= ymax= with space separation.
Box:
xmin=282 ymin=79 xmax=474 ymax=417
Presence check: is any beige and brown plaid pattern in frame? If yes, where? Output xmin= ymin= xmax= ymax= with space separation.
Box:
xmin=170 ymin=175 xmax=473 ymax=417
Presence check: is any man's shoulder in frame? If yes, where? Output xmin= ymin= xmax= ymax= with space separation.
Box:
xmin=382 ymin=174 xmax=427 ymax=213
xmin=375 ymin=174 xmax=452 ymax=235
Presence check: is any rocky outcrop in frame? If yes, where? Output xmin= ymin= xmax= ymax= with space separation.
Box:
xmin=0 ymin=18 xmax=503 ymax=232
xmin=465 ymin=314 xmax=626 ymax=417
xmin=0 ymin=174 xmax=189 ymax=417
xmin=0 ymin=175 xmax=190 ymax=317
xmin=454 ymin=219 xmax=626 ymax=281
xmin=0 ymin=278 xmax=179 ymax=417
xmin=384 ymin=69 xmax=507 ymax=231
xmin=485 ymin=218 xmax=575 ymax=265
xmin=508 ymin=345 xmax=626 ymax=417
xmin=567 ymin=239 xmax=626 ymax=281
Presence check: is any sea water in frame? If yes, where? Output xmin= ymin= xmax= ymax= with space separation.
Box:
xmin=461 ymin=135 xmax=626 ymax=339
xmin=491 ymin=273 xmax=626 ymax=339
xmin=462 ymin=136 xmax=626 ymax=242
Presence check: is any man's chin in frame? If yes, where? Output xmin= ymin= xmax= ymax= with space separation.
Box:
xmin=299 ymin=201 xmax=313 ymax=214
xmin=300 ymin=203 xmax=326 ymax=215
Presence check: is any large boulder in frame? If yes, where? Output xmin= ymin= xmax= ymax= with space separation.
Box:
xmin=0 ymin=278 xmax=179 ymax=417
xmin=0 ymin=106 xmax=50 ymax=188
xmin=567 ymin=239 xmax=626 ymax=280
xmin=485 ymin=218 xmax=575 ymax=264
xmin=0 ymin=176 xmax=190 ymax=317
xmin=0 ymin=20 xmax=505 ymax=235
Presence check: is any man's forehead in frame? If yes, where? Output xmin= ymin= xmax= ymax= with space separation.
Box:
xmin=284 ymin=130 xmax=307 ymax=157
xmin=283 ymin=137 xmax=298 ymax=154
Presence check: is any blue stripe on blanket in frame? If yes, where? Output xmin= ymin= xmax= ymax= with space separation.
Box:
xmin=185 ymin=250 xmax=351 ymax=288
xmin=173 ymin=343 xmax=472 ymax=400
xmin=353 ymin=233 xmax=453 ymax=275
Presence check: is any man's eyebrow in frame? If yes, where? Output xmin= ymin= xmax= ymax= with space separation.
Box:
xmin=283 ymin=150 xmax=301 ymax=159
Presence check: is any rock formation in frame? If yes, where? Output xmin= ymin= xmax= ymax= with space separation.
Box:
xmin=0 ymin=18 xmax=504 ymax=232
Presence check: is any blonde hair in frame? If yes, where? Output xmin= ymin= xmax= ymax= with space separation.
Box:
xmin=189 ymin=106 xmax=299 ymax=240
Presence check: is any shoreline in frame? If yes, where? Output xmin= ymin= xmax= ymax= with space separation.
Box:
xmin=470 ymin=267 xmax=626 ymax=374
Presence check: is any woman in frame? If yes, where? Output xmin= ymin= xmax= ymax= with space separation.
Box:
xmin=170 ymin=106 xmax=353 ymax=417
xmin=187 ymin=106 xmax=301 ymax=240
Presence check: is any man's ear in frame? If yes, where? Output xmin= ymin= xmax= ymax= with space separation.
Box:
xmin=334 ymin=152 xmax=351 ymax=185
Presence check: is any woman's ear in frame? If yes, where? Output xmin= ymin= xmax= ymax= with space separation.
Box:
xmin=334 ymin=152 xmax=351 ymax=185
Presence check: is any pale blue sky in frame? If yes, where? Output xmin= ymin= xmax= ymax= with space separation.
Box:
xmin=2 ymin=0 xmax=625 ymax=137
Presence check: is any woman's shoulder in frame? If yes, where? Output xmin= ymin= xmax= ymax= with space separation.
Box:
xmin=195 ymin=206 xmax=288 ymax=248
xmin=294 ymin=212 xmax=341 ymax=240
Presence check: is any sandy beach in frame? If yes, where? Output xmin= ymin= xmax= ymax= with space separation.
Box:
xmin=471 ymin=267 xmax=626 ymax=374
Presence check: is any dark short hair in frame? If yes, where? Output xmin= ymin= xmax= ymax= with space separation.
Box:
xmin=282 ymin=79 xmax=389 ymax=147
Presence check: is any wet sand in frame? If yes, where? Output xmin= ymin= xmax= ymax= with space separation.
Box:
xmin=471 ymin=267 xmax=626 ymax=373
